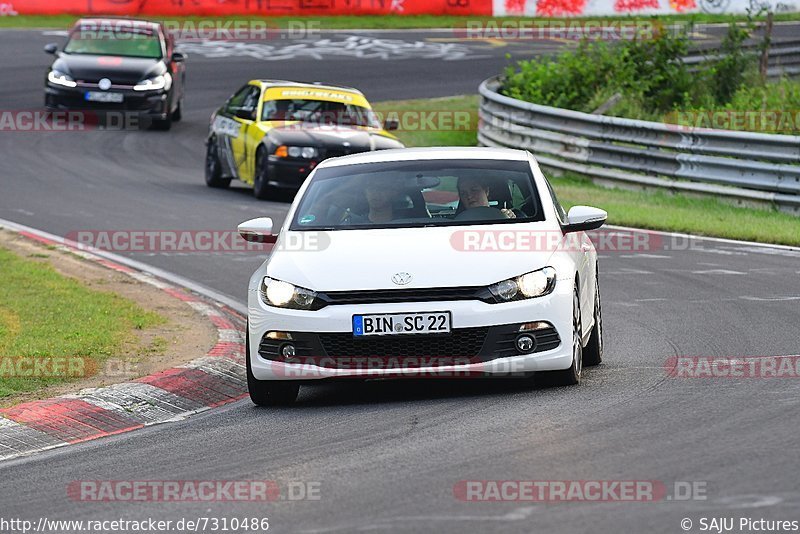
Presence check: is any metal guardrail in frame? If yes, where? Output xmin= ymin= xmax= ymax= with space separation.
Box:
xmin=684 ymin=38 xmax=800 ymax=78
xmin=478 ymin=76 xmax=800 ymax=214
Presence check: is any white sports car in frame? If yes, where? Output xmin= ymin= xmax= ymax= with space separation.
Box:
xmin=239 ymin=147 xmax=607 ymax=405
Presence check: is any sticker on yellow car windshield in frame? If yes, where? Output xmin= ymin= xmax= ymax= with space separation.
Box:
xmin=263 ymin=87 xmax=369 ymax=108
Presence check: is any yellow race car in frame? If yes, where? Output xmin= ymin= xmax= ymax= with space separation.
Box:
xmin=205 ymin=80 xmax=404 ymax=199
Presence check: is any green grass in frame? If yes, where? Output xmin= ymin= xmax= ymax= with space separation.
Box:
xmin=0 ymin=247 xmax=163 ymax=399
xmin=550 ymin=174 xmax=800 ymax=246
xmin=377 ymin=94 xmax=800 ymax=246
xmin=372 ymin=95 xmax=480 ymax=148
xmin=2 ymin=13 xmax=799 ymax=29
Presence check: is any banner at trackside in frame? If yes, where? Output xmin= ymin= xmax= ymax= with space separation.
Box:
xmin=7 ymin=0 xmax=492 ymax=16
xmin=493 ymin=0 xmax=800 ymax=16
xmin=5 ymin=0 xmax=797 ymax=18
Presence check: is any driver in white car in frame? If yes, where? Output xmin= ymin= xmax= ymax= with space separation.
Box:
xmin=457 ymin=176 xmax=516 ymax=218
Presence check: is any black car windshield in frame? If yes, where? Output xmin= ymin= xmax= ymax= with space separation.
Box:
xmin=290 ymin=159 xmax=544 ymax=230
xmin=262 ymin=99 xmax=381 ymax=128
xmin=64 ymin=27 xmax=162 ymax=59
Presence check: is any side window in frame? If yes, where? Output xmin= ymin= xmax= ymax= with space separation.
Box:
xmin=225 ymin=85 xmax=259 ymax=115
xmin=545 ymin=178 xmax=567 ymax=223
xmin=242 ymin=87 xmax=260 ymax=112
xmin=162 ymin=30 xmax=173 ymax=58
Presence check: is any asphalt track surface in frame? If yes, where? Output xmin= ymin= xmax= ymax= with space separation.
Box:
xmin=1 ymin=26 xmax=800 ymax=534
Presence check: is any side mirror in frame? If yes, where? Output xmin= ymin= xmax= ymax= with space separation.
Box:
xmin=171 ymin=52 xmax=186 ymax=63
xmin=563 ymin=206 xmax=607 ymax=233
xmin=383 ymin=118 xmax=399 ymax=131
xmin=234 ymin=108 xmax=255 ymax=121
xmin=44 ymin=43 xmax=58 ymax=55
xmin=238 ymin=217 xmax=274 ymax=243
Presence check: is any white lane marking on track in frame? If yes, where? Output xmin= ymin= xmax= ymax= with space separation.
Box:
xmin=618 ymin=254 xmax=671 ymax=259
xmin=695 ymin=248 xmax=749 ymax=256
xmin=605 ymin=224 xmax=800 ymax=253
xmin=301 ymin=507 xmax=536 ymax=532
xmin=731 ymin=246 xmax=800 ymax=257
xmin=740 ymin=296 xmax=800 ymax=301
xmin=176 ymin=36 xmax=486 ymax=61
xmin=715 ymin=495 xmax=784 ymax=509
xmin=127 ymin=270 xmax=173 ymax=290
xmin=691 ymin=269 xmax=746 ymax=275
xmin=603 ymin=269 xmax=653 ymax=275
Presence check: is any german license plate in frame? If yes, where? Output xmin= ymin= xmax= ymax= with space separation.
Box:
xmin=85 ymin=91 xmax=123 ymax=103
xmin=353 ymin=312 xmax=451 ymax=337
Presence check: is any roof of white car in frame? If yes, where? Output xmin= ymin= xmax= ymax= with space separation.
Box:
xmin=318 ymin=147 xmax=532 ymax=168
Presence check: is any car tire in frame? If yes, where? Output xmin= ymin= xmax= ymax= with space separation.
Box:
xmin=151 ymin=115 xmax=172 ymax=131
xmin=172 ymin=99 xmax=182 ymax=122
xmin=253 ymin=148 xmax=271 ymax=200
xmin=539 ymin=285 xmax=582 ymax=387
xmin=246 ymin=327 xmax=299 ymax=406
xmin=205 ymin=138 xmax=231 ymax=189
xmin=583 ymin=271 xmax=603 ymax=367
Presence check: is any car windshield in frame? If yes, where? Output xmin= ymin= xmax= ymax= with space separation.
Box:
xmin=262 ymin=99 xmax=381 ymax=128
xmin=64 ymin=27 xmax=162 ymax=59
xmin=290 ymin=159 xmax=544 ymax=230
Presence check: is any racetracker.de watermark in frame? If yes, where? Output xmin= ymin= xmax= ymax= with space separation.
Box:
xmin=270 ymin=356 xmax=531 ymax=378
xmin=74 ymin=19 xmax=321 ymax=41
xmin=67 ymin=480 xmax=320 ymax=502
xmin=0 ymin=356 xmax=138 ymax=379
xmin=664 ymin=110 xmax=800 ymax=134
xmin=64 ymin=230 xmax=330 ymax=254
xmin=450 ymin=229 xmax=706 ymax=253
xmin=0 ymin=111 xmax=148 ymax=132
xmin=453 ymin=480 xmax=707 ymax=502
xmin=665 ymin=355 xmax=800 ymax=378
xmin=271 ymin=110 xmax=477 ymax=132
xmin=453 ymin=20 xmax=677 ymax=41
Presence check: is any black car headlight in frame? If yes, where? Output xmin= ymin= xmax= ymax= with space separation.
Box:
xmin=260 ymin=276 xmax=320 ymax=310
xmin=47 ymin=70 xmax=76 ymax=88
xmin=488 ymin=267 xmax=557 ymax=302
xmin=133 ymin=73 xmax=171 ymax=92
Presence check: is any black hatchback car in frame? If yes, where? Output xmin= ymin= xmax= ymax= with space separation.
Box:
xmin=44 ymin=18 xmax=186 ymax=130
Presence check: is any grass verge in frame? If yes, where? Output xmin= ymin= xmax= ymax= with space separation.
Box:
xmin=1 ymin=13 xmax=799 ymax=30
xmin=0 ymin=246 xmax=163 ymax=399
xmin=376 ymin=94 xmax=800 ymax=246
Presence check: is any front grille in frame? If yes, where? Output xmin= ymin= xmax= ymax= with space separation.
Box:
xmin=324 ymin=148 xmax=350 ymax=158
xmin=319 ymin=327 xmax=488 ymax=358
xmin=257 ymin=323 xmax=561 ymax=370
xmin=320 ymin=287 xmax=492 ymax=305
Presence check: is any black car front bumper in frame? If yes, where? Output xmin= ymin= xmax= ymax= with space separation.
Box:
xmin=44 ymin=84 xmax=170 ymax=121
xmin=258 ymin=322 xmax=562 ymax=369
xmin=265 ymin=155 xmax=317 ymax=188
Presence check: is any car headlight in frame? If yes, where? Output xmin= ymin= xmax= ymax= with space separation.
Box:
xmin=260 ymin=276 xmax=319 ymax=310
xmin=488 ymin=267 xmax=556 ymax=302
xmin=47 ymin=70 xmax=76 ymax=88
xmin=133 ymin=73 xmax=171 ymax=92
xmin=274 ymin=145 xmax=318 ymax=159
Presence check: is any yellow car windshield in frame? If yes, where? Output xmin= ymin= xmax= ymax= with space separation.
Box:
xmin=261 ymin=99 xmax=381 ymax=128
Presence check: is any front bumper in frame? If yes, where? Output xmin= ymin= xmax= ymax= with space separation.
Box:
xmin=45 ymin=84 xmax=170 ymax=119
xmin=265 ymin=156 xmax=315 ymax=188
xmin=247 ymin=278 xmax=575 ymax=381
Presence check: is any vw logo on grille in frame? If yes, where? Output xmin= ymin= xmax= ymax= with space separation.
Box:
xmin=98 ymin=78 xmax=112 ymax=91
xmin=391 ymin=272 xmax=412 ymax=286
